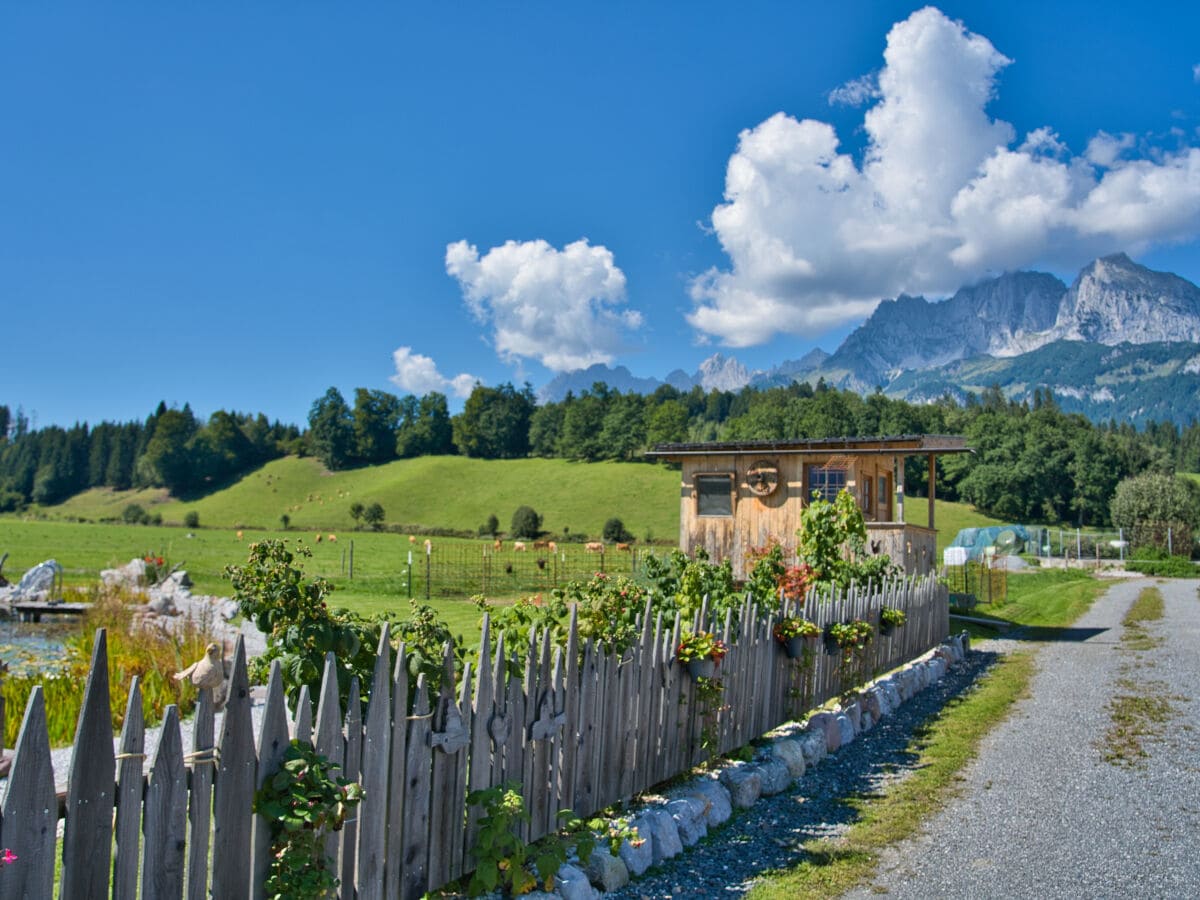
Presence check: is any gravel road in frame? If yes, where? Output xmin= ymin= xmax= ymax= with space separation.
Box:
xmin=848 ymin=576 xmax=1200 ymax=899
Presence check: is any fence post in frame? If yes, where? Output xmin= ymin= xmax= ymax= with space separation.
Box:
xmin=1168 ymin=527 xmax=1174 ymax=556
xmin=407 ymin=550 xmax=413 ymax=599
xmin=1119 ymin=527 xmax=1125 ymax=562
xmin=426 ymin=541 xmax=432 ymax=600
xmin=349 ymin=540 xmax=355 ymax=580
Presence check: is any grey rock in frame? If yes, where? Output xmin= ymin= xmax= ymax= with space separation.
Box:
xmin=843 ymin=701 xmax=862 ymax=733
xmin=863 ymin=687 xmax=884 ymax=720
xmin=769 ymin=738 xmax=806 ymax=779
xmin=555 ymin=863 xmax=598 ymax=900
xmin=755 ymin=758 xmax=791 ymax=796
xmin=636 ymin=809 xmax=682 ymax=864
xmin=14 ymin=559 xmax=62 ymax=599
xmin=584 ymin=848 xmax=629 ymax=892
xmin=618 ymin=832 xmax=653 ymax=876
xmin=836 ymin=714 xmax=855 ymax=749
xmin=798 ymin=728 xmax=827 ymax=766
xmin=666 ymin=795 xmax=708 ymax=846
xmin=679 ymin=778 xmax=732 ymax=827
xmin=719 ymin=764 xmax=763 ymax=809
xmin=881 ymin=680 xmax=901 ymax=711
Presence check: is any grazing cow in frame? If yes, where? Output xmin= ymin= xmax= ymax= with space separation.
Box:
xmin=328 ymin=534 xmax=337 ymax=543
xmin=585 ymin=541 xmax=604 ymax=552
xmin=494 ymin=539 xmax=502 ymax=551
xmin=512 ymin=541 xmax=527 ymax=552
xmin=409 ymin=535 xmax=417 ymax=544
xmin=315 ymin=534 xmax=322 ymax=543
xmin=533 ymin=540 xmax=549 ymax=550
xmin=616 ymin=542 xmax=631 ymax=551
xmin=547 ymin=541 xmax=557 ymax=554
xmin=235 ymin=530 xmax=244 ymax=541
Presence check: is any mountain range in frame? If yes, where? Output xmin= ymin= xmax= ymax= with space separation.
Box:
xmin=538 ymin=254 xmax=1200 ymax=426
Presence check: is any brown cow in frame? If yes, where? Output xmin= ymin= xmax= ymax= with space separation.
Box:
xmin=328 ymin=534 xmax=337 ymax=543
xmin=493 ymin=539 xmax=503 ymax=551
xmin=547 ymin=541 xmax=557 ymax=554
xmin=585 ymin=541 xmax=604 ymax=552
xmin=512 ymin=541 xmax=527 ymax=552
xmin=533 ymin=540 xmax=550 ymax=549
xmin=616 ymin=542 xmax=631 ymax=551
xmin=235 ymin=530 xmax=244 ymax=541
xmin=315 ymin=534 xmax=322 ymax=542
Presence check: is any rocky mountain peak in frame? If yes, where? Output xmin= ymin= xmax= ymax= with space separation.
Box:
xmin=1053 ymin=254 xmax=1200 ymax=344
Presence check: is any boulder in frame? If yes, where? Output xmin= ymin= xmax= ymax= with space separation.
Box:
xmin=678 ymin=778 xmax=732 ymax=827
xmin=798 ymin=728 xmax=827 ymax=767
xmin=718 ymin=764 xmax=762 ymax=809
xmin=147 ymin=593 xmax=178 ymax=616
xmin=835 ymin=714 xmax=855 ymax=749
xmin=666 ymin=794 xmax=708 ymax=846
xmin=768 ymin=738 xmax=806 ymax=779
xmin=755 ymin=758 xmax=792 ymax=796
xmin=584 ymin=848 xmax=629 ymax=892
xmin=618 ymin=832 xmax=654 ymax=877
xmin=843 ymin=701 xmax=862 ymax=733
xmin=635 ymin=808 xmax=682 ymax=864
xmin=554 ymin=863 xmax=599 ymax=900
xmin=862 ymin=687 xmax=884 ymax=721
xmin=881 ymin=680 xmax=901 ymax=711
xmin=860 ymin=710 xmax=874 ymax=732
xmin=13 ymin=559 xmax=62 ymax=599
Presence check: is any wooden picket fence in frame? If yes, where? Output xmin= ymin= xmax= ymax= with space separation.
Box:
xmin=0 ymin=575 xmax=947 ymax=898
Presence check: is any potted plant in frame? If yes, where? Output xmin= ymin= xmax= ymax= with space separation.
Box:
xmin=828 ymin=618 xmax=874 ymax=661
xmin=773 ymin=616 xmax=820 ymax=659
xmin=879 ymin=606 xmax=906 ymax=636
xmin=676 ymin=630 xmax=728 ymax=680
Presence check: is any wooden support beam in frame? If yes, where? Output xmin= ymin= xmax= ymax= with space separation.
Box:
xmin=927 ymin=453 xmax=936 ymax=530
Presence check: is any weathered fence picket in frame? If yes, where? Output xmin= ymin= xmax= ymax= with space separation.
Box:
xmin=0 ymin=575 xmax=948 ymax=898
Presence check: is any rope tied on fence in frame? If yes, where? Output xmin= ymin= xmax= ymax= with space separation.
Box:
xmin=184 ymin=747 xmax=220 ymax=766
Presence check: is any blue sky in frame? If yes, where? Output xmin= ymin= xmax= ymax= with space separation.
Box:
xmin=4 ymin=2 xmax=1200 ymax=428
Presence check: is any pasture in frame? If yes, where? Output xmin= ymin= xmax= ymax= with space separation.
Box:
xmin=37 ymin=454 xmax=682 ymax=540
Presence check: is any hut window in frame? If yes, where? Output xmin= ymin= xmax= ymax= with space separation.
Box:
xmin=805 ymin=464 xmax=846 ymax=503
xmin=696 ymin=473 xmax=734 ymax=517
xmin=862 ymin=476 xmax=874 ymax=516
xmin=877 ymin=473 xmax=892 ymax=519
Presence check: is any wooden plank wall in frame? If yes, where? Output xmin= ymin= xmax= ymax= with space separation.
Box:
xmin=0 ymin=576 xmax=948 ymax=898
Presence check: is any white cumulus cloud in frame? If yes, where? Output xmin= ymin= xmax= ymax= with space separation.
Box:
xmin=390 ymin=346 xmax=477 ymax=398
xmin=445 ymin=238 xmax=640 ymax=372
xmin=688 ymin=5 xmax=1200 ymax=347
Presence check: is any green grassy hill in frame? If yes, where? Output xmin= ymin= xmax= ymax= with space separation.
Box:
xmin=43 ymin=455 xmax=683 ymax=542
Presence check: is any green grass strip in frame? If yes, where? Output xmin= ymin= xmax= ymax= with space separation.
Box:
xmin=747 ymin=651 xmax=1036 ymax=900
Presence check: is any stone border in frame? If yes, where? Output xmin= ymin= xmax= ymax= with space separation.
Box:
xmin=521 ymin=632 xmax=973 ymax=900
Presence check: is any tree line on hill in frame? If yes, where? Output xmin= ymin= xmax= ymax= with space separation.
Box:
xmin=3 ymin=380 xmax=1199 ymax=527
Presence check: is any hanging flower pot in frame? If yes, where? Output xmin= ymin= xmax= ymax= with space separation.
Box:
xmin=774 ymin=616 xmax=820 ymax=659
xmin=685 ymin=657 xmax=716 ymax=680
xmin=823 ymin=623 xmax=840 ymax=655
xmin=879 ymin=607 xmax=907 ymax=637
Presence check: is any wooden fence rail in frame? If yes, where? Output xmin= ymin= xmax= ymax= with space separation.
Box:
xmin=0 ymin=575 xmax=947 ymax=898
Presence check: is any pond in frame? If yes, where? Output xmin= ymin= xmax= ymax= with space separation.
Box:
xmin=0 ymin=616 xmax=75 ymax=679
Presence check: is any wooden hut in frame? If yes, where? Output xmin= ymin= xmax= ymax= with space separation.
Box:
xmin=645 ymin=435 xmax=971 ymax=579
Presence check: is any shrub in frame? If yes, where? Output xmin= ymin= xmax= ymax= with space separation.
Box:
xmin=1125 ymin=556 xmax=1197 ymax=577
xmin=183 ymin=510 xmax=200 ymax=529
xmin=0 ymin=489 xmax=25 ymax=513
xmin=602 ymin=517 xmax=633 ymax=544
xmin=122 ymin=503 xmax=148 ymax=525
xmin=1110 ymin=472 xmax=1200 ymax=554
xmin=363 ymin=502 xmax=386 ymax=531
xmin=511 ymin=505 xmax=542 ymax=539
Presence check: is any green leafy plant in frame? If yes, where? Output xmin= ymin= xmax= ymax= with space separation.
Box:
xmin=393 ymin=600 xmax=465 ymax=699
xmin=880 ymin=607 xmax=907 ymax=629
xmin=224 ymin=539 xmax=380 ymax=707
xmin=643 ymin=547 xmax=737 ymax=622
xmin=675 ymin=630 xmax=728 ymax=664
xmin=254 ymin=740 xmax=363 ymax=900
xmin=466 ymin=783 xmax=599 ymax=896
xmin=797 ymin=490 xmax=899 ymax=590
xmin=553 ymin=571 xmax=647 ymax=655
xmin=829 ymin=618 xmax=874 ymax=654
xmin=773 ymin=616 xmax=820 ymax=642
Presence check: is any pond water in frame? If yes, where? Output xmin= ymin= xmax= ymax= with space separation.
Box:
xmin=0 ymin=617 xmax=75 ymax=679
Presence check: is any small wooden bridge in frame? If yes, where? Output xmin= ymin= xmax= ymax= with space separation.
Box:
xmin=8 ymin=601 xmax=91 ymax=623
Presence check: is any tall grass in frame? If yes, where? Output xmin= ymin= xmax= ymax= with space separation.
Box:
xmin=2 ymin=586 xmax=214 ymax=748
